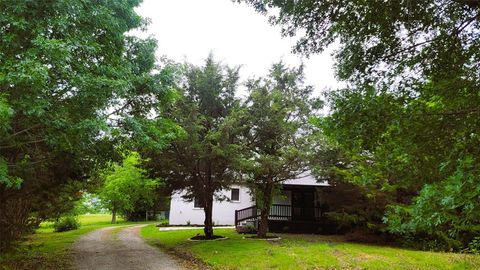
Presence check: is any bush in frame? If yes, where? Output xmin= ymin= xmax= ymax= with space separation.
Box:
xmin=236 ymin=223 xmax=257 ymax=234
xmin=323 ymin=212 xmax=363 ymax=233
xmin=466 ymin=237 xmax=480 ymax=254
xmin=155 ymin=219 xmax=169 ymax=227
xmin=53 ymin=216 xmax=80 ymax=232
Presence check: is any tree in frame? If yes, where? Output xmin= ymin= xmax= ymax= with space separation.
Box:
xmin=240 ymin=0 xmax=480 ymax=248
xmin=145 ymin=55 xmax=242 ymax=239
xmin=237 ymin=62 xmax=315 ymax=238
xmin=0 ymin=0 xmax=175 ymax=250
xmin=306 ymin=126 xmax=389 ymax=236
xmin=99 ymin=152 xmax=161 ymax=224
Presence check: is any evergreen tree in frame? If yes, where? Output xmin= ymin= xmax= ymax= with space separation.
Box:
xmin=147 ymin=55 xmax=241 ymax=239
xmin=237 ymin=62 xmax=315 ymax=238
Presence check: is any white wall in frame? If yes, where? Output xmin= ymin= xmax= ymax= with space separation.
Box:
xmin=169 ymin=185 xmax=254 ymax=225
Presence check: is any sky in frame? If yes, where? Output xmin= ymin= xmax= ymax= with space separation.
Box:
xmin=134 ymin=0 xmax=340 ymax=99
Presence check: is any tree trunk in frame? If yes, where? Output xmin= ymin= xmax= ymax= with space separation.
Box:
xmin=145 ymin=210 xmax=148 ymax=221
xmin=257 ymin=206 xmax=270 ymax=238
xmin=111 ymin=207 xmax=117 ymax=224
xmin=257 ymin=179 xmax=273 ymax=238
xmin=203 ymin=194 xmax=214 ymax=239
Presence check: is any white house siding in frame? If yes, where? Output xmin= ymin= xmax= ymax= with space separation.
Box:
xmin=169 ymin=185 xmax=254 ymax=225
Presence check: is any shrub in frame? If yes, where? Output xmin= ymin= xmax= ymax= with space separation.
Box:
xmin=53 ymin=216 xmax=80 ymax=232
xmin=236 ymin=223 xmax=257 ymax=234
xmin=155 ymin=219 xmax=169 ymax=227
xmin=323 ymin=212 xmax=363 ymax=233
xmin=466 ymin=237 xmax=480 ymax=254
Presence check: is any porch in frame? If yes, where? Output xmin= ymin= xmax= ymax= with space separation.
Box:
xmin=234 ymin=204 xmax=323 ymax=225
xmin=235 ymin=186 xmax=326 ymax=233
xmin=235 ymin=203 xmax=324 ymax=232
xmin=234 ymin=175 xmax=329 ymax=232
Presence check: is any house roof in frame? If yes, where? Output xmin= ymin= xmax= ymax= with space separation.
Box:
xmin=282 ymin=172 xmax=330 ymax=187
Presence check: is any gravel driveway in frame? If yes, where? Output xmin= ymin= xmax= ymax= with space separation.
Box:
xmin=73 ymin=225 xmax=188 ymax=270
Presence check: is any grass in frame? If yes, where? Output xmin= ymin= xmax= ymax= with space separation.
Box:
xmin=0 ymin=214 xmax=152 ymax=270
xmin=141 ymin=225 xmax=480 ymax=270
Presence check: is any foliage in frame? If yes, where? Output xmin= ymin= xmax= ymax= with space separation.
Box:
xmin=240 ymin=0 xmax=479 ymax=86
xmin=99 ymin=152 xmax=161 ymax=223
xmin=53 ymin=216 xmax=80 ymax=232
xmin=319 ymin=181 xmax=386 ymax=235
xmin=155 ymin=219 xmax=169 ymax=227
xmin=235 ymin=62 xmax=316 ymax=237
xmin=241 ymin=0 xmax=480 ymax=249
xmin=145 ymin=55 xmax=242 ymax=238
xmin=0 ymin=0 xmax=176 ymax=250
xmin=323 ymin=85 xmax=480 ymax=249
xmin=306 ymin=123 xmax=388 ymax=235
xmin=383 ymin=155 xmax=480 ymax=250
xmin=466 ymin=237 xmax=480 ymax=255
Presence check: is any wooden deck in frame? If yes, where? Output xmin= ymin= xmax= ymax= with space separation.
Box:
xmin=235 ymin=204 xmax=322 ymax=227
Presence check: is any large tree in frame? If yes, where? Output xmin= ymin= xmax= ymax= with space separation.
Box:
xmin=99 ymin=152 xmax=161 ymax=224
xmin=240 ymin=0 xmax=480 ymax=248
xmin=146 ymin=56 xmax=241 ymax=239
xmin=0 ymin=0 xmax=174 ymax=250
xmin=237 ymin=62 xmax=315 ymax=238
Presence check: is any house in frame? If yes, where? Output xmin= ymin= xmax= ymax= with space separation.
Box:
xmin=169 ymin=185 xmax=253 ymax=225
xmin=168 ymin=173 xmax=329 ymax=230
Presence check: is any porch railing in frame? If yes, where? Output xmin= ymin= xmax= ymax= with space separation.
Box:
xmin=235 ymin=204 xmax=322 ymax=226
xmin=235 ymin=205 xmax=258 ymax=225
xmin=268 ymin=204 xmax=292 ymax=220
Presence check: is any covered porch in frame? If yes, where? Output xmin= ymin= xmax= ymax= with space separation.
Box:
xmin=235 ymin=178 xmax=329 ymax=233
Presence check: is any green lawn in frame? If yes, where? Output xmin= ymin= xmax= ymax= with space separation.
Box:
xmin=141 ymin=225 xmax=480 ymax=270
xmin=0 ymin=214 xmax=149 ymax=270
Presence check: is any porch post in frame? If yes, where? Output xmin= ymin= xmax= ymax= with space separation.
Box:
xmin=234 ymin=209 xmax=238 ymax=226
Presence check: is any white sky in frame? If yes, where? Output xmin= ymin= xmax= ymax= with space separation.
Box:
xmin=134 ymin=0 xmax=340 ymax=99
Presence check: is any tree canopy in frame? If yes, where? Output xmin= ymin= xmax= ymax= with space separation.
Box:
xmin=236 ymin=62 xmax=316 ymax=237
xmin=240 ymin=0 xmax=480 ymax=249
xmin=145 ymin=55 xmax=242 ymax=239
xmin=99 ymin=152 xmax=161 ymax=224
xmin=0 ymin=0 xmax=175 ymax=250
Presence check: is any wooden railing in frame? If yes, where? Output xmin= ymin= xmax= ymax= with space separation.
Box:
xmin=235 ymin=204 xmax=322 ymax=226
xmin=268 ymin=204 xmax=292 ymax=220
xmin=235 ymin=205 xmax=258 ymax=225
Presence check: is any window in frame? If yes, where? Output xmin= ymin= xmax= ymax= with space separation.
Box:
xmin=194 ymin=197 xmax=203 ymax=208
xmin=231 ymin=188 xmax=240 ymax=201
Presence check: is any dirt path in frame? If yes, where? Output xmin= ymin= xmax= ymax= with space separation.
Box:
xmin=73 ymin=225 xmax=188 ymax=270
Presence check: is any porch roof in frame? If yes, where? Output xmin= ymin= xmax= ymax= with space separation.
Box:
xmin=282 ymin=172 xmax=329 ymax=187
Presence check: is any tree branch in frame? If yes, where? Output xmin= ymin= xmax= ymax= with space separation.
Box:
xmin=8 ymin=124 xmax=41 ymax=138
